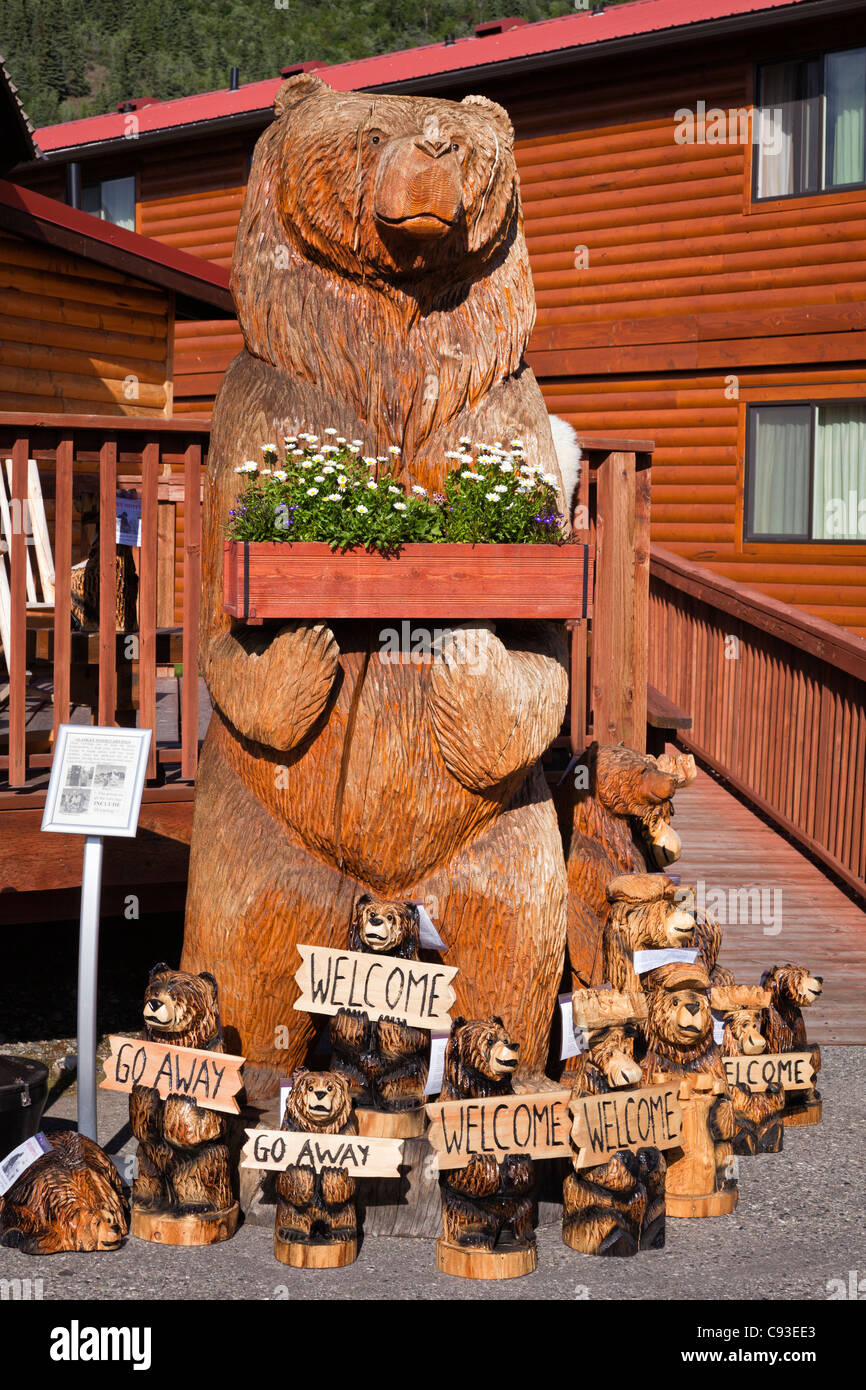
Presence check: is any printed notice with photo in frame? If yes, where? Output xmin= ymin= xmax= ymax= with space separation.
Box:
xmin=42 ymin=726 xmax=151 ymax=837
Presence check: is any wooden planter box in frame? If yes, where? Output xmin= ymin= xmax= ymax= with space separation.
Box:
xmin=223 ymin=540 xmax=593 ymax=622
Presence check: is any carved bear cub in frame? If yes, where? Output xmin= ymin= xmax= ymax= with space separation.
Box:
xmin=130 ymin=964 xmax=234 ymax=1220
xmin=563 ymin=989 xmax=665 ymax=1257
xmin=762 ymin=964 xmax=823 ymax=1124
xmin=0 ymin=1132 xmax=128 ymax=1255
xmin=275 ymin=1068 xmax=358 ymax=1249
xmin=438 ymin=1017 xmax=535 ymax=1252
xmin=329 ymin=895 xmax=429 ymax=1113
xmin=711 ymin=984 xmax=784 ymax=1155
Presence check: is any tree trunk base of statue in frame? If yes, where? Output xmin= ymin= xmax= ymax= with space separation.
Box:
xmin=784 ymin=1099 xmax=822 ymax=1127
xmin=356 ymin=1107 xmax=426 ymax=1138
xmin=435 ymin=1236 xmax=537 ymax=1280
xmin=274 ymin=1235 xmax=358 ymax=1268
xmin=131 ymin=1203 xmax=239 ymax=1245
xmin=666 ymin=1189 xmax=738 ymax=1219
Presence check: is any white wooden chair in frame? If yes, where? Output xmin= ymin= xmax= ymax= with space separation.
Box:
xmin=0 ymin=457 xmax=55 ymax=705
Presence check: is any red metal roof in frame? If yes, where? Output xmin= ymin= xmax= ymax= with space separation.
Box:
xmin=0 ymin=178 xmax=232 ymax=312
xmin=35 ymin=0 xmax=821 ymax=155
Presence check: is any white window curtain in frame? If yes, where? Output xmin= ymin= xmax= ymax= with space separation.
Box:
xmin=812 ymin=403 xmax=866 ymax=539
xmin=827 ymin=47 xmax=866 ymax=187
xmin=100 ymin=176 xmax=136 ymax=231
xmin=757 ymin=59 xmax=819 ymax=198
xmin=749 ymin=406 xmax=811 ymax=537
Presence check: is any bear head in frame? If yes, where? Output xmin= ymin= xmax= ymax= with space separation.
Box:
xmin=710 ymin=985 xmax=772 ymax=1056
xmin=282 ymin=1067 xmax=354 ymax=1135
xmin=606 ymin=874 xmax=696 ymax=949
xmin=572 ymin=988 xmax=645 ymax=1088
xmin=583 ymin=744 xmax=696 ymax=867
xmin=443 ymin=1016 xmax=520 ymax=1098
xmin=142 ymin=963 xmax=221 ymax=1051
xmin=761 ymin=965 xmax=823 ymax=1010
xmin=349 ymin=894 xmax=420 ymax=959
xmin=643 ymin=962 xmax=715 ymax=1067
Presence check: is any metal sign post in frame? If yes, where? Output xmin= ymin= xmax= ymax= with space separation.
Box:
xmin=76 ymin=835 xmax=105 ymax=1141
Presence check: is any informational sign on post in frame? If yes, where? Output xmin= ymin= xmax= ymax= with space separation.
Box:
xmin=41 ymin=726 xmax=151 ymax=1144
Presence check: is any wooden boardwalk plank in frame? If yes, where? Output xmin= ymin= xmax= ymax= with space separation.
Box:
xmin=671 ymin=751 xmax=866 ymax=1046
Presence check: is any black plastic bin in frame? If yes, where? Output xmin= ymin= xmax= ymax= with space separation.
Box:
xmin=0 ymin=1056 xmax=49 ymax=1159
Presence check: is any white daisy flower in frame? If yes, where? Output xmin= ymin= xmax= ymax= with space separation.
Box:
xmin=459 ymin=436 xmax=472 ymax=445
xmin=292 ymin=448 xmax=304 ymax=457
xmin=367 ymin=479 xmax=378 ymax=490
xmin=363 ymin=457 xmax=377 ymax=467
xmin=273 ymin=470 xmax=288 ymax=481
xmin=388 ymin=445 xmax=401 ymax=454
xmin=388 ymin=485 xmax=402 ymax=494
xmin=485 ymin=492 xmax=500 ymax=502
xmin=542 ymin=473 xmax=558 ymax=486
xmin=499 ymin=462 xmax=513 ymax=473
xmin=324 ymin=427 xmax=338 ymax=435
xmin=306 ymin=487 xmax=319 ymax=496
xmin=511 ymin=439 xmax=525 ymax=449
xmin=242 ymin=461 xmax=258 ymax=472
xmin=377 ymin=456 xmax=388 ymax=464
xmin=300 ymin=460 xmax=313 ymax=469
xmin=314 ymin=475 xmax=325 ymax=482
xmin=283 ymin=435 xmax=297 ymax=444
xmin=494 ymin=484 xmax=508 ymax=493
xmin=393 ymin=502 xmax=407 ymax=511
xmin=351 ymin=439 xmax=363 ymax=446
xmin=262 ymin=443 xmax=277 ymax=453
xmin=412 ymin=485 xmax=427 ymax=495
xmin=233 ymin=465 xmax=245 ymax=473
xmin=325 ymin=493 xmax=341 ymax=502
xmin=356 ymin=504 xmax=369 ymax=514
xmin=337 ymin=475 xmax=348 ymax=487
xmin=461 ymin=470 xmax=477 ymax=479
xmin=349 ymin=445 xmax=361 ymax=454
xmin=260 ymin=468 xmax=272 ymax=475
xmin=336 ymin=437 xmax=346 ymax=444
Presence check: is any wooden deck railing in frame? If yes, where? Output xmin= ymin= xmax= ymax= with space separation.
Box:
xmin=0 ymin=417 xmax=652 ymax=793
xmin=0 ymin=412 xmax=208 ymax=790
xmin=649 ymin=545 xmax=866 ymax=897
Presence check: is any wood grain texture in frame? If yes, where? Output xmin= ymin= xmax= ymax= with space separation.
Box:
xmin=182 ymin=78 xmax=571 ymax=1097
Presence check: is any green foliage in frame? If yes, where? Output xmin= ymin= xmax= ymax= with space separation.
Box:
xmin=2 ymin=0 xmax=632 ymax=127
xmin=225 ymin=431 xmax=567 ymax=554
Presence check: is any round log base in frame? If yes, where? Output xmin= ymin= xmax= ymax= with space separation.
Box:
xmin=274 ymin=1237 xmax=358 ymax=1268
xmin=131 ymin=1203 xmax=239 ymax=1246
xmin=355 ymin=1107 xmax=426 ymax=1138
xmin=666 ymin=1188 xmax=738 ymax=1219
xmin=436 ymin=1236 xmax=537 ymax=1280
xmin=784 ymin=1100 xmax=822 ymax=1127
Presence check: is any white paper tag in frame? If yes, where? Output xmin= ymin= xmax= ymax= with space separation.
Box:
xmin=632 ymin=947 xmax=700 ymax=975
xmin=415 ymin=904 xmax=448 ymax=953
xmin=424 ymin=1033 xmax=449 ymax=1095
xmin=712 ymin=1010 xmax=727 ymax=1045
xmin=0 ymin=1131 xmax=52 ymax=1196
xmin=559 ymin=992 xmax=585 ymax=1059
xmin=278 ymin=1078 xmax=294 ymax=1122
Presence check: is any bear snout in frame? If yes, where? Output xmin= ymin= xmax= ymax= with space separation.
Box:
xmin=665 ymin=907 xmax=695 ymax=944
xmin=373 ymin=140 xmax=463 ymax=236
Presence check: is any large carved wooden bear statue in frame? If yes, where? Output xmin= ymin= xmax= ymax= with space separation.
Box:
xmin=182 ymin=73 xmax=570 ymax=1098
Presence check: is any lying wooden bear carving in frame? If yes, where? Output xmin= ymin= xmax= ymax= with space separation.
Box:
xmin=0 ymin=1132 xmax=128 ymax=1255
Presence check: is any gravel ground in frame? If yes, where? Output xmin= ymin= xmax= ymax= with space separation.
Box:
xmin=0 ymin=1044 xmax=862 ymax=1302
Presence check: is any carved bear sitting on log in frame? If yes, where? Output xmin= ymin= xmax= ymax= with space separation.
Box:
xmin=329 ymin=896 xmax=429 ymax=1122
xmin=561 ymin=743 xmax=696 ymax=987
xmin=563 ymin=989 xmax=665 ymax=1257
xmin=274 ymin=1068 xmax=358 ymax=1264
xmin=130 ymin=965 xmax=235 ymax=1239
xmin=181 ymin=73 xmax=572 ymax=1099
xmin=437 ymin=1018 xmax=535 ymax=1255
xmin=711 ymin=984 xmax=784 ymax=1155
xmin=761 ymin=965 xmax=824 ymax=1126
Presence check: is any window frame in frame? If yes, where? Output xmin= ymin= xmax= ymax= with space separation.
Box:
xmin=744 ymin=398 xmax=866 ymax=545
xmin=752 ymin=42 xmax=866 ymax=203
xmin=80 ymin=173 xmax=137 ymax=230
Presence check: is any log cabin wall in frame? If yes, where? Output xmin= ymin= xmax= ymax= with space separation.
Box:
xmin=16 ymin=8 xmax=866 ymax=628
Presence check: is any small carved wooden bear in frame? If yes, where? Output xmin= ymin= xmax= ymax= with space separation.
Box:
xmin=0 ymin=1132 xmax=128 ymax=1255
xmin=762 ymin=964 xmax=823 ymax=1124
xmin=329 ymin=895 xmax=429 ymax=1112
xmin=275 ymin=1068 xmax=358 ymax=1248
xmin=564 ymin=989 xmax=665 ymax=1256
xmin=640 ymin=962 xmax=737 ymax=1215
xmin=438 ymin=1017 xmax=535 ymax=1252
xmin=712 ymin=984 xmax=785 ymax=1155
xmin=130 ymin=964 xmax=233 ymax=1219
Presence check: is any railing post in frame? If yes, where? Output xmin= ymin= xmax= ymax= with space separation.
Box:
xmin=9 ymin=436 xmax=29 ymax=785
xmin=140 ymin=441 xmax=159 ymax=779
xmin=98 ymin=438 xmax=118 ymax=726
xmin=591 ymin=449 xmax=641 ymax=750
xmin=182 ymin=441 xmax=202 ymax=779
xmin=52 ymin=437 xmax=74 ymax=745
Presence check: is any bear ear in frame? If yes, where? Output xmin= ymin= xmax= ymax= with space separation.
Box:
xmin=450 ymin=1016 xmax=466 ymax=1035
xmin=198 ymin=971 xmax=219 ymax=997
xmin=148 ymin=962 xmax=171 ymax=982
xmin=356 ymin=893 xmax=371 ymax=908
xmin=492 ymin=1014 xmax=506 ymax=1029
xmin=274 ymin=72 xmax=326 ymax=118
xmin=461 ymin=93 xmax=514 ymax=143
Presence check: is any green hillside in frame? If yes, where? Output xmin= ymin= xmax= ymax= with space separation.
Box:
xmin=2 ymin=0 xmax=632 ymax=127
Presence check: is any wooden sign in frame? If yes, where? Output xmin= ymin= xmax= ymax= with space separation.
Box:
xmin=569 ymin=1084 xmax=684 ymax=1169
xmin=241 ymin=1128 xmax=403 ymax=1178
xmin=425 ymin=1090 xmax=571 ymax=1171
xmin=100 ymin=1036 xmax=245 ymax=1114
xmin=293 ymin=944 xmax=457 ymax=1031
xmin=723 ymin=1053 xmax=814 ymax=1093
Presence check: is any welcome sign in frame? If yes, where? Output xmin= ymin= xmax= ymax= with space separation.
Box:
xmin=294 ymin=944 xmax=457 ymax=1031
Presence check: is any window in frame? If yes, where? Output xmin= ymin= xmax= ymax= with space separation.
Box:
xmin=745 ymin=401 xmax=866 ymax=542
xmin=81 ymin=175 xmax=136 ymax=230
xmin=755 ymin=45 xmax=866 ymax=198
